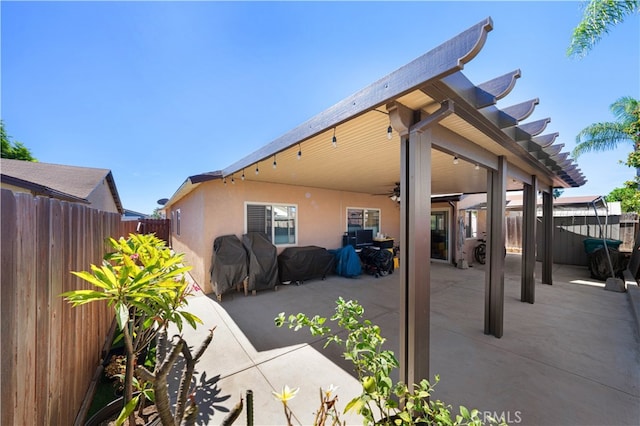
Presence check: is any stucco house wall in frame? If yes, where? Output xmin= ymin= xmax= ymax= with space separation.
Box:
xmin=1 ymin=182 xmax=29 ymax=193
xmin=86 ymin=178 xmax=119 ymax=213
xmin=168 ymin=180 xmax=401 ymax=294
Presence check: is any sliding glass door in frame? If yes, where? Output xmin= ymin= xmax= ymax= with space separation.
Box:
xmin=431 ymin=209 xmax=450 ymax=262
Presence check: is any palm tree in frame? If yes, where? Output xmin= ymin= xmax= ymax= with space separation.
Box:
xmin=567 ymin=0 xmax=639 ymax=58
xmin=573 ymin=96 xmax=640 ymax=175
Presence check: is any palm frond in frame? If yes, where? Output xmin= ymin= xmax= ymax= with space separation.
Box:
xmin=610 ymin=96 xmax=640 ymax=124
xmin=573 ymin=122 xmax=630 ymax=157
xmin=567 ymin=0 xmax=639 ymax=58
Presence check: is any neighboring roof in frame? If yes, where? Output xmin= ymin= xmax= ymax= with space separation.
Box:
xmin=0 ymin=173 xmax=89 ymax=204
xmin=459 ymin=192 xmax=621 ymax=215
xmin=166 ymin=17 xmax=584 ymax=208
xmin=0 ymin=158 xmax=124 ymax=213
xmin=123 ymin=208 xmax=147 ymax=218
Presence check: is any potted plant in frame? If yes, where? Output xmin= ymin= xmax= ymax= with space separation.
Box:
xmin=63 ymin=233 xmax=214 ymax=425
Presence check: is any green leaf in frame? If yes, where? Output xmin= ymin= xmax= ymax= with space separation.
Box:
xmin=115 ymin=303 xmax=129 ymax=331
xmin=70 ymin=270 xmax=112 ymax=290
xmin=344 ymin=396 xmax=364 ymax=414
xmin=180 ymin=311 xmax=203 ymax=329
xmin=115 ymin=395 xmax=139 ymax=426
xmin=460 ymin=405 xmax=470 ymax=419
xmin=398 ymin=411 xmax=412 ymax=422
xmin=60 ymin=289 xmax=110 ymax=305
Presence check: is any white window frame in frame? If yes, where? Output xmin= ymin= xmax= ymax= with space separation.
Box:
xmin=244 ymin=201 xmax=298 ymax=247
xmin=346 ymin=207 xmax=381 ymax=235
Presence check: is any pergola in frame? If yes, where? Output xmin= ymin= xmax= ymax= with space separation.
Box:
xmin=222 ymin=17 xmax=585 ymax=386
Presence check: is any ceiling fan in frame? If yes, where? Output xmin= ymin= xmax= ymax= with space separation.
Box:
xmin=373 ymin=182 xmax=400 ymax=201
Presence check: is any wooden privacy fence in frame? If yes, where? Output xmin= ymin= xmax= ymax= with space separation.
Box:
xmin=121 ymin=218 xmax=171 ymax=245
xmin=502 ymin=213 xmax=638 ymax=266
xmin=0 ymin=190 xmax=126 ymax=425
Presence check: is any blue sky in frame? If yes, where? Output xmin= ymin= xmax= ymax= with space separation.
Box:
xmin=2 ymin=1 xmax=639 ymax=215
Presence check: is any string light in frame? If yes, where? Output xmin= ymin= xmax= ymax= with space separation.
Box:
xmin=453 ymin=156 xmax=459 ymax=165
xmin=373 ymin=109 xmax=393 ymax=140
xmin=241 ymin=169 xmax=245 ymax=180
xmin=475 ymin=164 xmax=480 ymax=170
xmin=231 ymin=175 xmax=235 ymax=184
xmin=297 ymin=143 xmax=302 ymax=160
xmin=273 ymin=154 xmax=277 ymax=169
xmin=332 ymin=128 xmax=337 ymax=148
xmin=255 ymin=163 xmax=259 ymax=175
xmin=223 ymin=177 xmax=227 ymax=185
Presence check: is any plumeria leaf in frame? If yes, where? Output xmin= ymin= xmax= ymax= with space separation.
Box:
xmin=115 ymin=302 xmax=129 ymax=331
xmin=344 ymin=396 xmax=364 ymax=414
xmin=115 ymin=395 xmax=139 ymax=426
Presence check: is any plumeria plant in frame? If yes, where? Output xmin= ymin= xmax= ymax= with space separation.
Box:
xmin=272 ymin=385 xmax=299 ymax=426
xmin=62 ymin=233 xmax=202 ymax=425
xmin=275 ymin=297 xmax=505 ymax=426
xmin=272 ymin=384 xmax=344 ymax=426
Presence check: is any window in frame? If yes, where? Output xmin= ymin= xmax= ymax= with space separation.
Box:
xmin=246 ymin=203 xmax=297 ymax=246
xmin=175 ymin=209 xmax=181 ymax=236
xmin=346 ymin=207 xmax=380 ymax=235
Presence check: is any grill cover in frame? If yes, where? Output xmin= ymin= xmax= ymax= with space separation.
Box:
xmin=242 ymin=232 xmax=279 ymax=291
xmin=278 ymin=246 xmax=335 ymax=283
xmin=210 ymin=235 xmax=248 ymax=298
xmin=330 ymin=245 xmax=362 ymax=278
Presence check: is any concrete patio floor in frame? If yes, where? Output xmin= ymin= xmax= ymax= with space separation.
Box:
xmin=177 ymin=254 xmax=640 ymax=425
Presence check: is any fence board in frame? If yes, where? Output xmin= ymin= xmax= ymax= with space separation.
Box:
xmin=35 ymin=197 xmax=52 ymax=425
xmin=1 ymin=190 xmax=17 ymax=426
xmin=47 ymin=198 xmax=65 ymax=425
xmin=15 ymin=193 xmax=37 ymax=424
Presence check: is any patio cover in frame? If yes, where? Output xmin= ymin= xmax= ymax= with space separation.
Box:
xmin=170 ymin=17 xmax=585 ymax=387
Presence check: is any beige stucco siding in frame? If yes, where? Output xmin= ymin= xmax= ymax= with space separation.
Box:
xmin=169 ymin=180 xmax=400 ymax=294
xmin=86 ymin=179 xmax=119 ymax=213
xmin=169 ymin=186 xmax=207 ymax=291
xmin=0 ymin=182 xmax=30 ymax=194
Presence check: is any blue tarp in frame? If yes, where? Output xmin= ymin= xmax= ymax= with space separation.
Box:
xmin=329 ymin=245 xmax=362 ymax=278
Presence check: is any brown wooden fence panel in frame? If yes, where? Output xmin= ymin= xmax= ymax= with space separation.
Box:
xmin=137 ymin=218 xmax=171 ymax=245
xmin=120 ymin=219 xmax=171 ymax=246
xmin=0 ymin=189 xmax=126 ymax=425
xmin=121 ymin=219 xmax=139 ymax=237
xmin=16 ymin=192 xmax=37 ymax=423
xmin=1 ymin=189 xmax=17 ymax=426
xmin=505 ymin=216 xmax=522 ymax=253
xmin=505 ymin=213 xmax=635 ymax=266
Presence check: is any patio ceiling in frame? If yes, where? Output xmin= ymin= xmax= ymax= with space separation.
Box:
xmin=214 ymin=17 xmax=585 ymax=200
